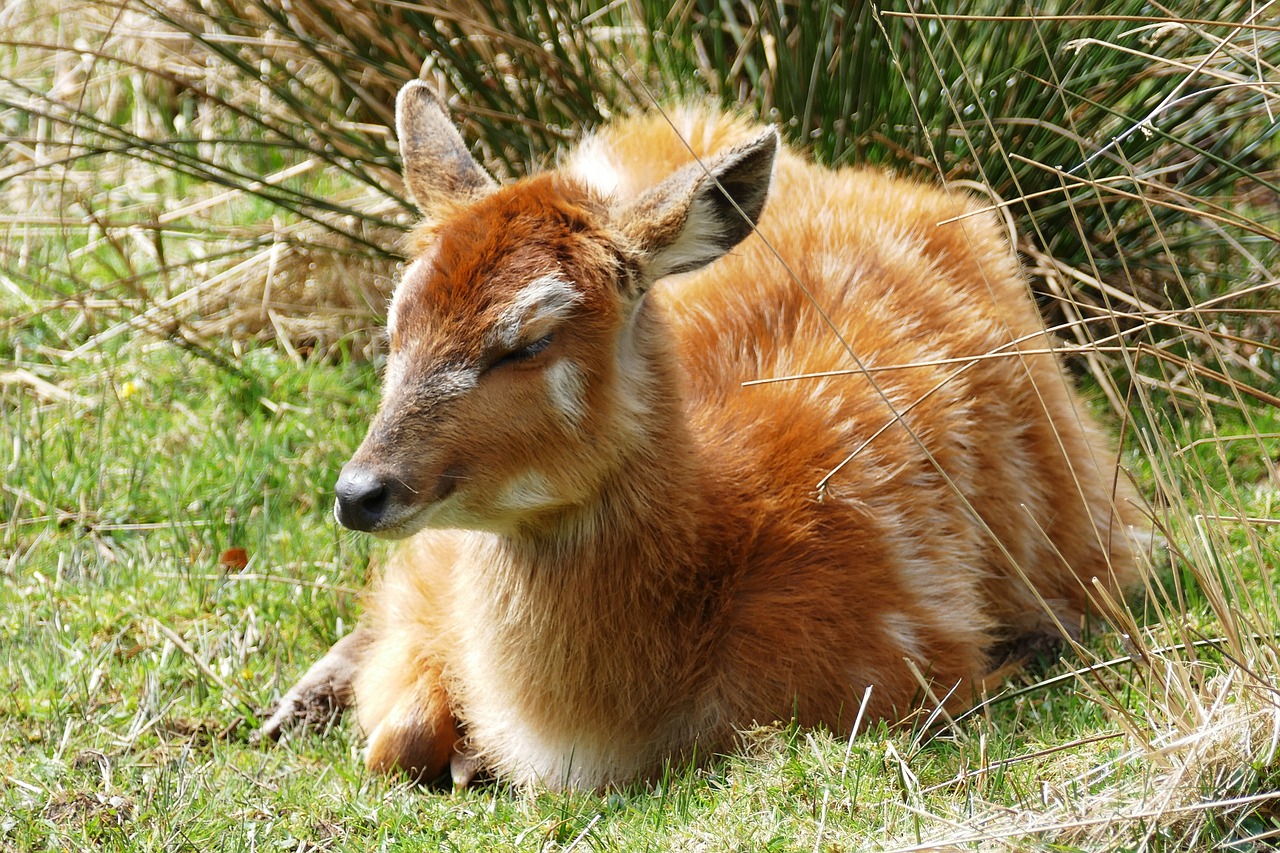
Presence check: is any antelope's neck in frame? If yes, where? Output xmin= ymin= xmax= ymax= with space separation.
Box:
xmin=493 ymin=297 xmax=708 ymax=604
xmin=451 ymin=310 xmax=721 ymax=783
xmin=479 ymin=344 xmax=710 ymax=635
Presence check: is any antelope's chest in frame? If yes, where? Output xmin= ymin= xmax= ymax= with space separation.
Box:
xmin=452 ymin=617 xmax=669 ymax=789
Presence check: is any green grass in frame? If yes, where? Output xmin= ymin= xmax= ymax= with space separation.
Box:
xmin=3 ymin=0 xmax=1280 ymax=849
xmin=1 ymin=339 xmax=1276 ymax=849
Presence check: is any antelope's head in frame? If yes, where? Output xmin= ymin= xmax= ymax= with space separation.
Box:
xmin=334 ymin=82 xmax=777 ymax=537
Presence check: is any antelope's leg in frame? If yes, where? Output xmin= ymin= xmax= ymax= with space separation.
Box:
xmin=256 ymin=627 xmax=371 ymax=742
xmin=363 ymin=661 xmax=461 ymax=784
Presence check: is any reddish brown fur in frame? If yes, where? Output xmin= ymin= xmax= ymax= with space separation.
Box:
xmin=329 ymin=90 xmax=1144 ymax=790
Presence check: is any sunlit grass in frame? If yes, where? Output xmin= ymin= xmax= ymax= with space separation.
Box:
xmin=2 ymin=0 xmax=1278 ymax=849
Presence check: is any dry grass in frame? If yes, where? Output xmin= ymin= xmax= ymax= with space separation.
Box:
xmin=2 ymin=1 xmax=1279 ymax=848
xmin=1 ymin=0 xmax=406 ymax=357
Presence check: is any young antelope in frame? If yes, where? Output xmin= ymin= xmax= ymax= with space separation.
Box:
xmin=262 ymin=82 xmax=1143 ymax=790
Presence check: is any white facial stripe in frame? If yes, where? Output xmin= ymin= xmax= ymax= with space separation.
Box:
xmin=545 ymin=359 xmax=586 ymax=425
xmin=382 ymin=356 xmax=478 ymax=404
xmin=386 ymin=284 xmax=402 ymax=340
xmin=387 ymin=257 xmax=429 ymax=338
xmin=431 ymin=365 xmax=480 ymax=398
xmin=490 ymin=274 xmax=581 ymax=350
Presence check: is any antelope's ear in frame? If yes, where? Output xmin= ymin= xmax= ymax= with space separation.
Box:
xmin=396 ymin=81 xmax=496 ymax=210
xmin=619 ymin=127 xmax=778 ymax=286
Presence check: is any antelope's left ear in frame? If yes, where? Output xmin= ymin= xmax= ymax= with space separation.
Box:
xmin=396 ymin=81 xmax=496 ymax=211
xmin=618 ymin=127 xmax=778 ymax=286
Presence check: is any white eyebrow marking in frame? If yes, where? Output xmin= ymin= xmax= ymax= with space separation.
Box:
xmin=490 ymin=274 xmax=581 ymax=350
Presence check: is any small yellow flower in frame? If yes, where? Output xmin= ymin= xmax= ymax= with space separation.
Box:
xmin=119 ymin=380 xmax=139 ymax=399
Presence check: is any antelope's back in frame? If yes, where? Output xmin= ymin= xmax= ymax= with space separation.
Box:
xmin=569 ymin=106 xmax=1041 ymax=409
xmin=568 ymin=106 xmax=1141 ymax=626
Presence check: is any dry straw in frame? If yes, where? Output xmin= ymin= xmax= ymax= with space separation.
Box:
xmin=2 ymin=0 xmax=1278 ymax=847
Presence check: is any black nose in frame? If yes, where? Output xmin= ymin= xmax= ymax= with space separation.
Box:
xmin=334 ymin=466 xmax=390 ymax=532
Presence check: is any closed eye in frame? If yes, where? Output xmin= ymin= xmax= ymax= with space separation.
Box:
xmin=490 ymin=333 xmax=554 ymax=370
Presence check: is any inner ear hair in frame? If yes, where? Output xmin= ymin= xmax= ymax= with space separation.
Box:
xmin=699 ymin=127 xmax=778 ymax=251
xmin=396 ymin=81 xmax=496 ymax=210
xmin=621 ymin=126 xmax=779 ymax=284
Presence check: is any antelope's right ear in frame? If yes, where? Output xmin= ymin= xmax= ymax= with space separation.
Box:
xmin=396 ymin=81 xmax=496 ymax=211
xmin=618 ymin=127 xmax=777 ymax=287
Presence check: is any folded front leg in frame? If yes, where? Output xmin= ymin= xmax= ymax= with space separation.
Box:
xmin=257 ymin=626 xmax=371 ymax=742
xmin=363 ymin=661 xmax=460 ymax=784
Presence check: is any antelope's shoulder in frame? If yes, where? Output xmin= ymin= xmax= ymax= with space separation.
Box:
xmin=565 ymin=105 xmax=768 ymax=199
